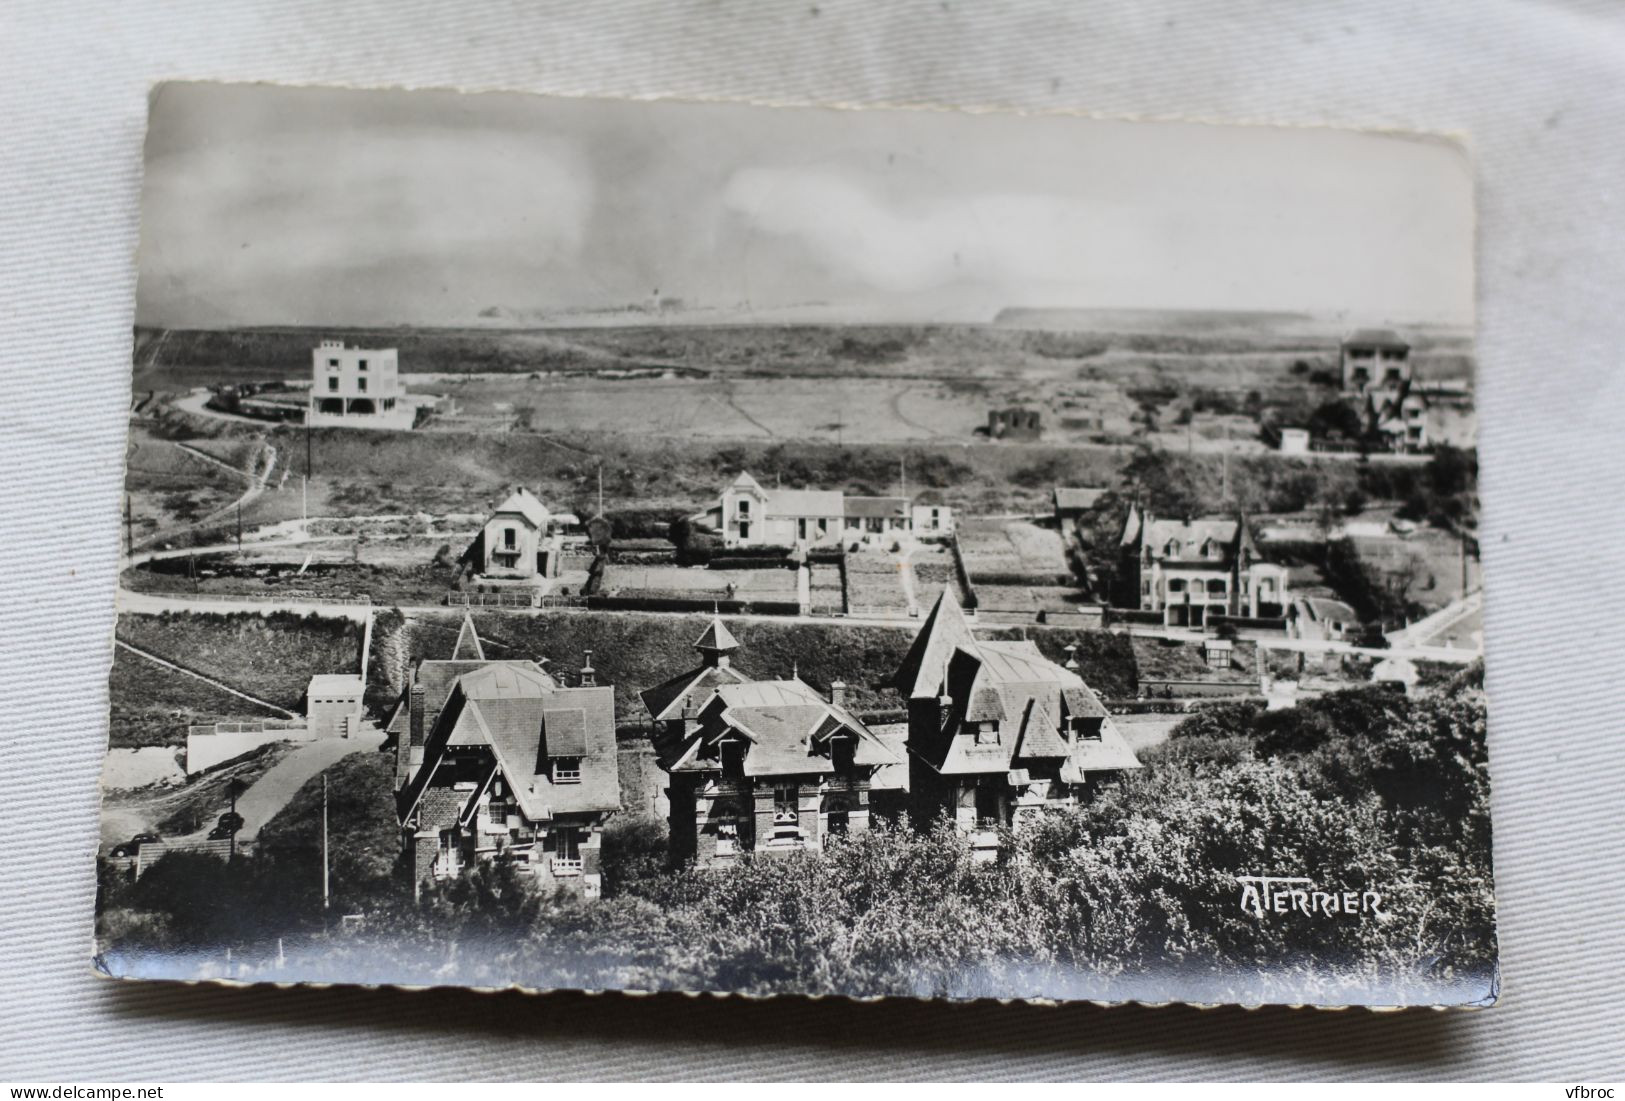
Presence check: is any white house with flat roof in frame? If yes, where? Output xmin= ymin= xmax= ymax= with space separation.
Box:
xmin=307 ymin=340 xmax=415 ymax=429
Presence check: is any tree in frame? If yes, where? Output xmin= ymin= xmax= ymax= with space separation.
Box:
xmin=1308 ymin=399 xmax=1365 ymax=443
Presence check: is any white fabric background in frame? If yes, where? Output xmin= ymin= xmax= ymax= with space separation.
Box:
xmin=2 ymin=0 xmax=1622 ymax=1081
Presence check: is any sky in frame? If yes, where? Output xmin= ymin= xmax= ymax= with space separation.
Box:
xmin=136 ymin=83 xmax=1475 ymax=328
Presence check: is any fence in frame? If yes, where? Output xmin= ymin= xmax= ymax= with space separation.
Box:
xmin=187 ymin=719 xmax=306 ymax=738
xmin=445 ymin=590 xmax=589 ymax=610
xmin=585 ymin=594 xmax=801 ymax=616
xmin=844 ymin=605 xmax=920 ymax=621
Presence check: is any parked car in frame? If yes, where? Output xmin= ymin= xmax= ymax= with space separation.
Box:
xmin=216 ymin=812 xmax=244 ymax=833
xmin=206 ymin=825 xmax=233 ymax=841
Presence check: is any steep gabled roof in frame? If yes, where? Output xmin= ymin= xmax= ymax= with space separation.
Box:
xmin=451 ymin=610 xmax=485 ymax=661
xmin=398 ymin=667 xmax=617 ymax=825
xmin=898 ymin=610 xmax=1142 ymax=780
xmin=893 ymin=587 xmax=977 ymax=699
xmin=489 ymin=486 xmax=550 ymax=528
xmin=730 ymin=470 xmax=766 ymax=493
xmin=666 ymin=678 xmax=899 ymax=779
xmin=640 ymin=662 xmax=751 ymax=723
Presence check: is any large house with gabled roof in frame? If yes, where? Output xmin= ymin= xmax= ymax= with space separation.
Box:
xmin=391 ymin=611 xmax=619 ymax=898
xmin=1116 ymin=505 xmax=1291 ymax=628
xmin=693 ymin=471 xmax=953 ymax=549
xmin=642 ymin=617 xmax=902 ymax=867
xmin=895 ymin=589 xmax=1141 ymax=856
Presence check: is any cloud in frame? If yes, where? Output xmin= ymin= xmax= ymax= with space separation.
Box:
xmin=721 ymin=166 xmax=1144 ymax=298
xmin=140 ymin=127 xmax=594 ymax=323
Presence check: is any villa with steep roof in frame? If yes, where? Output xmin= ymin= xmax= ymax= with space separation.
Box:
xmin=895 ymin=589 xmax=1141 ymax=855
xmin=643 ymin=617 xmax=901 ymax=867
xmin=460 ymin=486 xmax=572 ymax=589
xmin=1117 ymin=505 xmax=1291 ymax=628
xmin=391 ymin=611 xmax=619 ymax=898
xmin=693 ymin=471 xmax=953 ymax=549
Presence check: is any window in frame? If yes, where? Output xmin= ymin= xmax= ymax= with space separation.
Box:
xmin=1165 ymin=540 xmax=1180 ymax=558
xmin=358 ymin=359 xmax=368 ymax=371
xmin=773 ymin=783 xmax=799 ymax=837
xmin=552 ymin=757 xmax=581 ymax=784
xmin=383 ymin=398 xmax=394 ymax=410
xmin=1168 ymin=578 xmax=1185 ymax=593
xmin=798 ymin=518 xmax=808 ymax=540
xmin=974 ymin=785 xmax=1002 ymax=827
xmin=826 ymin=798 xmax=850 ymax=836
xmin=327 ymin=377 xmax=338 ymax=392
xmin=552 ymin=827 xmax=581 ymax=872
xmin=738 ymin=521 xmax=751 ymax=540
xmin=1141 ymin=580 xmax=1151 ymax=596
xmin=973 ymin=720 xmax=998 ymax=746
xmin=487 ymin=799 xmax=508 ymax=827
xmin=356 ymin=376 xmax=367 ymax=393
xmin=831 ymin=736 xmax=855 ymax=773
xmin=503 ymin=527 xmax=516 ymax=549
xmin=1207 ymin=579 xmax=1227 ymax=594
xmin=720 ymin=739 xmax=745 ymax=778
xmin=737 ymin=499 xmax=750 ymax=516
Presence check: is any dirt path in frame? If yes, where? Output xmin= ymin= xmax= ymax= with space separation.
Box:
xmin=114 ymin=639 xmax=297 ymax=717
xmin=888 ymin=386 xmax=945 ymax=439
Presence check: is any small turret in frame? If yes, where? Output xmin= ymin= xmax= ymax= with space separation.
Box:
xmin=693 ymin=615 xmax=740 ymax=669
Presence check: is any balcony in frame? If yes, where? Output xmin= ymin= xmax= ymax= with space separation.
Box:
xmin=550 ymin=856 xmax=583 ymax=876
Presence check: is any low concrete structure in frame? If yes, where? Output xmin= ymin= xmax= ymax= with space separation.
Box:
xmin=185 ymin=673 xmax=365 ymax=773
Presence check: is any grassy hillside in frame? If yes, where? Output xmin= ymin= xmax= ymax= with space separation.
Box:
xmin=107 ymin=646 xmax=282 ymax=748
xmin=115 ymin=611 xmax=363 ymax=713
xmin=257 ymin=751 xmax=400 ymax=904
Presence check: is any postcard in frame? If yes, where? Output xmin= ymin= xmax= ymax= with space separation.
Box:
xmin=97 ymin=82 xmax=1493 ymax=1008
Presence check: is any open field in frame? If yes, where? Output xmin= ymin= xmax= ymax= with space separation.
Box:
xmin=134 ymin=318 xmax=1473 ymax=452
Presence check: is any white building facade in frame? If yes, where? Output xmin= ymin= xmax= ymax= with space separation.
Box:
xmin=308 ymin=340 xmax=414 ymax=429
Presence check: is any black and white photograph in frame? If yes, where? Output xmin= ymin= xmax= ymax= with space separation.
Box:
xmin=96 ymin=81 xmax=1492 ymax=1009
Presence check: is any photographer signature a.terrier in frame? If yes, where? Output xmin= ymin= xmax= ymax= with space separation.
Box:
xmin=1235 ymin=875 xmax=1389 ymax=919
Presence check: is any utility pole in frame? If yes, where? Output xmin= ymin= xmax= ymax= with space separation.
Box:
xmin=900 ymin=456 xmax=907 ymax=500
xmin=596 ymin=464 xmax=604 ymax=517
xmin=236 ymin=502 xmax=242 ymax=556
xmin=301 ymin=475 xmax=308 ymax=536
xmin=305 ymin=415 xmax=312 ymax=482
xmin=322 ymin=772 xmax=330 ymax=911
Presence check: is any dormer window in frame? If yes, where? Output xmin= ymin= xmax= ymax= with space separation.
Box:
xmin=1070 ymin=716 xmax=1103 ymax=742
xmin=720 ymin=739 xmax=745 ymax=779
xmin=1165 ymin=540 xmax=1179 ymax=558
xmin=973 ymin=720 xmax=999 ymax=746
xmin=830 ymin=735 xmax=855 ymax=773
xmin=552 ymin=758 xmax=581 ymax=784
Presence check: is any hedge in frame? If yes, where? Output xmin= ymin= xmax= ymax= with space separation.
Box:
xmin=707 ymin=557 xmax=797 ymax=571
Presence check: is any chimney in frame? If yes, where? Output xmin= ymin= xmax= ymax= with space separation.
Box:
xmin=579 ymin=650 xmax=597 ymax=687
xmin=400 ymin=676 xmax=425 ymax=785
xmin=830 ymin=680 xmax=848 ymax=708
xmin=1064 ymin=643 xmax=1080 ymax=672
